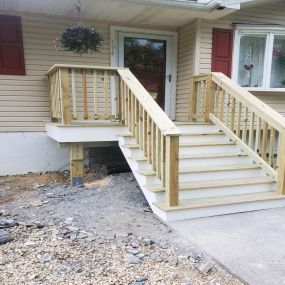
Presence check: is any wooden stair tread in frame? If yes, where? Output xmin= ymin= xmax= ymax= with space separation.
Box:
xmin=139 ymin=164 xmax=260 ymax=176
xmin=174 ymin=122 xmax=213 ymax=125
xmin=180 ymin=163 xmax=260 ymax=173
xmin=180 ymin=131 xmax=224 ymax=136
xmin=146 ymin=177 xmax=275 ymax=193
xmin=155 ymin=192 xmax=285 ymax=211
xmin=180 ymin=141 xmax=235 ymax=147
xmin=121 ymin=144 xmax=140 ymax=149
xmin=180 ymin=152 xmax=247 ymax=159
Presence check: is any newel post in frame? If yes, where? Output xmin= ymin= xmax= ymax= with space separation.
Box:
xmin=59 ymin=68 xmax=71 ymax=125
xmin=204 ymin=75 xmax=215 ymax=123
xmin=277 ymin=130 xmax=285 ymax=194
xmin=165 ymin=135 xmax=179 ymax=207
xmin=189 ymin=78 xmax=197 ymax=122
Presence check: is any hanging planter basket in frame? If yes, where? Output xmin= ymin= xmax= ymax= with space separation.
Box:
xmin=56 ymin=24 xmax=103 ymax=55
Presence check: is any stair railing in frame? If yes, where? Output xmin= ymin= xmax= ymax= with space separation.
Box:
xmin=117 ymin=69 xmax=180 ymax=207
xmin=48 ymin=64 xmax=180 ymax=207
xmin=190 ymin=72 xmax=285 ymax=195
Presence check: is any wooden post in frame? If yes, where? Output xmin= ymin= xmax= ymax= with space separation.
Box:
xmin=204 ymin=75 xmax=215 ymax=123
xmin=59 ymin=68 xmax=71 ymax=125
xmin=70 ymin=143 xmax=84 ymax=186
xmin=82 ymin=69 xmax=88 ymax=120
xmin=165 ymin=135 xmax=179 ymax=207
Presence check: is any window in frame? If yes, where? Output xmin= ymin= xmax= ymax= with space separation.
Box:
xmin=233 ymin=26 xmax=285 ymax=91
xmin=0 ymin=15 xmax=25 ymax=75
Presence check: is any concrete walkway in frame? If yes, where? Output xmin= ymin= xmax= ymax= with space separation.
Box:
xmin=170 ymin=207 xmax=285 ymax=285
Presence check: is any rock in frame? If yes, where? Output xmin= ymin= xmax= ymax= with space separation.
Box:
xmin=136 ymin=253 xmax=145 ymax=260
xmin=38 ymin=253 xmax=52 ymax=262
xmin=0 ymin=219 xmax=16 ymax=229
xmin=189 ymin=252 xmax=202 ymax=264
xmin=127 ymin=248 xmax=139 ymax=255
xmin=198 ymin=261 xmax=213 ymax=275
xmin=24 ymin=240 xmax=37 ymax=246
xmin=0 ymin=229 xmax=13 ymax=244
xmin=116 ymin=232 xmax=129 ymax=238
xmin=34 ymin=221 xmax=45 ymax=229
xmin=30 ymin=200 xmax=43 ymax=207
xmin=136 ymin=276 xmax=148 ymax=282
xmin=150 ymin=252 xmax=163 ymax=262
xmin=77 ymin=231 xmax=89 ymax=239
xmin=142 ymin=238 xmax=154 ymax=246
xmin=0 ymin=209 xmax=9 ymax=217
xmin=64 ymin=218 xmax=73 ymax=225
xmin=131 ymin=241 xmax=139 ymax=248
xmin=124 ymin=253 xmax=141 ymax=264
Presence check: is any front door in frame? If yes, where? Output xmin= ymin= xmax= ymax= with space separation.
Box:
xmin=118 ymin=32 xmax=174 ymax=113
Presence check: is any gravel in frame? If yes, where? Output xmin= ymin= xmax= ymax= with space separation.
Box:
xmin=0 ymin=171 xmax=245 ymax=285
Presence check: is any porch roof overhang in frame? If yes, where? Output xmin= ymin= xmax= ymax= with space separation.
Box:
xmin=0 ymin=0 xmax=259 ymax=28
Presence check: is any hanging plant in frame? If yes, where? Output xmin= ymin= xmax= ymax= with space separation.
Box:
xmin=55 ymin=24 xmax=103 ymax=55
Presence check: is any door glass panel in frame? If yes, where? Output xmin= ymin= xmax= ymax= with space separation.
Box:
xmin=237 ymin=34 xmax=266 ymax=88
xmin=270 ymin=35 xmax=285 ymax=88
xmin=124 ymin=37 xmax=166 ymax=109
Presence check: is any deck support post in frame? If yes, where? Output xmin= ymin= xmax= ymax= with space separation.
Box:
xmin=165 ymin=135 xmax=179 ymax=207
xmin=277 ymin=131 xmax=285 ymax=194
xmin=70 ymin=143 xmax=84 ymax=186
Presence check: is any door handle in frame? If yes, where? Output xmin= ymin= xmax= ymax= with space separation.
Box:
xmin=165 ymin=74 xmax=172 ymax=83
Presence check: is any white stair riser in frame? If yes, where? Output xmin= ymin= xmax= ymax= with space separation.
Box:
xmin=153 ymin=183 xmax=275 ymax=203
xmin=176 ymin=125 xmax=219 ymax=133
xmin=179 ymin=156 xmax=252 ymax=167
xmin=179 ymin=145 xmax=241 ymax=155
xmin=180 ymin=134 xmax=229 ymax=144
xmin=121 ymin=136 xmax=137 ymax=144
xmin=161 ymin=199 xmax=285 ymax=221
xmin=135 ymin=160 xmax=152 ymax=170
xmin=179 ymin=168 xmax=267 ymax=182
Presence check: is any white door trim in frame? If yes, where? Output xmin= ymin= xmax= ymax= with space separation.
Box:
xmin=110 ymin=26 xmax=178 ymax=120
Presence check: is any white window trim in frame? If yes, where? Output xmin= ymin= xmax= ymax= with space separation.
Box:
xmin=232 ymin=25 xmax=285 ymax=92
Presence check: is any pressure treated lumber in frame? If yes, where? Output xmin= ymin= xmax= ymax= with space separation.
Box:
xmin=70 ymin=143 xmax=84 ymax=186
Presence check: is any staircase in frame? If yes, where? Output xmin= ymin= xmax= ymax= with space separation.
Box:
xmin=119 ymin=122 xmax=285 ymax=221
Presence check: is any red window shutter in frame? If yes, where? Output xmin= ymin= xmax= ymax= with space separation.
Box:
xmin=0 ymin=15 xmax=25 ymax=75
xmin=211 ymin=28 xmax=233 ymax=78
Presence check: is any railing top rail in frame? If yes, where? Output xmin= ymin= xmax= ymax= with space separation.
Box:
xmin=47 ymin=64 xmax=128 ymax=76
xmin=211 ymin=72 xmax=285 ymax=132
xmin=117 ymin=69 xmax=180 ymax=136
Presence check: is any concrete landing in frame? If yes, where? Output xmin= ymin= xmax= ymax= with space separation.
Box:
xmin=170 ymin=207 xmax=285 ymax=285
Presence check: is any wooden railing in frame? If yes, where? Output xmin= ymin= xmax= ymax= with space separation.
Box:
xmin=190 ymin=72 xmax=285 ymax=194
xmin=48 ymin=64 xmax=180 ymax=206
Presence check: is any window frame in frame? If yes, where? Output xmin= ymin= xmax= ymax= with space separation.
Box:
xmin=232 ymin=25 xmax=285 ymax=92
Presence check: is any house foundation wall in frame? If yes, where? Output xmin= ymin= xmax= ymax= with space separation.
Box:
xmin=0 ymin=132 xmax=69 ymax=175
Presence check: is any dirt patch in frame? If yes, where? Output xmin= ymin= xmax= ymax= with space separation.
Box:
xmin=0 ymin=172 xmax=68 ymax=205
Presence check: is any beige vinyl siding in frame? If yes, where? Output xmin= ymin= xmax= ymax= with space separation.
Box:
xmin=175 ymin=20 xmax=197 ymax=121
xmin=0 ymin=12 xmax=110 ymax=132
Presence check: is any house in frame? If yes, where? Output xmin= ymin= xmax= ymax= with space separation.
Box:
xmin=1 ymin=0 xmax=285 ymax=221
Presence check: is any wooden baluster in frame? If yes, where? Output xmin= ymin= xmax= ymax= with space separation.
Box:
xmin=131 ymin=94 xmax=135 ymax=135
xmin=121 ymin=80 xmax=126 ymax=124
xmin=125 ymin=84 xmax=128 ymax=126
xmin=189 ymin=79 xmax=197 ymax=121
xmin=261 ymin=122 xmax=268 ymax=160
xmin=165 ymin=135 xmax=179 ymax=207
xmin=268 ymin=126 xmax=275 ymax=167
xmin=156 ymin=126 xmax=161 ymax=179
xmin=230 ymin=96 xmax=236 ymax=131
xmin=276 ymin=130 xmax=285 ymax=194
xmin=255 ymin=117 xmax=261 ymax=153
xmin=161 ymin=134 xmax=166 ymax=188
xmin=219 ymin=89 xmax=225 ymax=121
xmin=104 ymin=70 xmax=109 ymax=119
xmin=114 ymin=74 xmax=119 ymax=121
xmin=248 ymin=112 xmax=255 ymax=149
xmin=236 ymin=101 xmax=242 ymax=138
xmin=147 ymin=116 xmax=152 ymax=164
xmin=59 ymin=68 xmax=71 ymax=125
xmin=225 ymin=93 xmax=230 ymax=127
xmin=82 ymin=69 xmax=88 ymax=120
xmin=215 ymin=85 xmax=220 ymax=118
xmin=152 ymin=121 xmax=156 ymax=171
xmin=93 ymin=70 xmax=98 ymax=120
xmin=143 ymin=110 xmax=147 ymax=156
xmin=71 ymin=69 xmax=77 ymax=120
xmin=128 ymin=89 xmax=132 ymax=131
xmin=242 ymin=107 xmax=248 ymax=142
xmin=139 ymin=105 xmax=143 ymax=150
xmin=135 ymin=99 xmax=139 ymax=143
